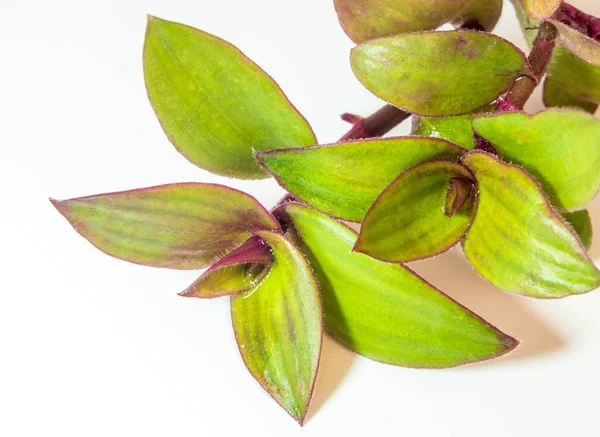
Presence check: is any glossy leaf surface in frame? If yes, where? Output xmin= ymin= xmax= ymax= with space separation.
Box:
xmin=257 ymin=137 xmax=465 ymax=222
xmin=462 ymin=152 xmax=600 ymax=298
xmin=144 ymin=17 xmax=316 ymax=179
xmin=356 ymin=161 xmax=476 ymax=263
xmin=412 ymin=114 xmax=477 ymax=150
xmin=51 ymin=183 xmax=279 ymax=269
xmin=351 ymin=30 xmax=532 ymax=116
xmin=231 ymin=231 xmax=322 ymax=424
xmin=561 ymin=210 xmax=593 ymax=251
xmin=180 ymin=236 xmax=273 ymax=298
xmin=520 ymin=0 xmax=561 ymax=19
xmin=473 ymin=110 xmax=600 ymax=211
xmin=544 ymin=78 xmax=599 ymax=114
xmin=282 ymin=203 xmax=518 ymax=368
xmin=334 ymin=0 xmax=502 ymax=44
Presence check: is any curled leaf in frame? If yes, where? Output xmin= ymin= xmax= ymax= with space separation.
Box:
xmin=446 ymin=177 xmax=474 ymax=217
xmin=257 ymin=137 xmax=465 ymax=222
xmin=231 ymin=231 xmax=322 ymax=425
xmin=356 ymin=161 xmax=476 ymax=263
xmin=351 ymin=30 xmax=533 ymax=116
xmin=144 ymin=16 xmax=315 ymax=179
xmin=180 ymin=235 xmax=273 ymax=298
xmin=281 ymin=203 xmax=518 ymax=368
xmin=51 ymin=183 xmax=279 ymax=269
xmin=473 ymin=109 xmax=600 ymax=211
xmin=462 ymin=151 xmax=600 ymax=298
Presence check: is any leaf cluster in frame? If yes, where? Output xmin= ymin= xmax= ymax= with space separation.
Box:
xmin=52 ymin=0 xmax=600 ymax=425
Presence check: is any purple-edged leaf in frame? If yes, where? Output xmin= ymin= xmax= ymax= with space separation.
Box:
xmin=333 ymin=0 xmax=502 ymax=43
xmin=514 ymin=3 xmax=600 ymax=105
xmin=231 ymin=231 xmax=322 ymax=425
xmin=355 ymin=161 xmax=476 ymax=263
xmin=545 ymin=21 xmax=600 ymax=105
xmin=520 ymin=0 xmax=561 ymax=19
xmin=281 ymin=203 xmax=518 ymax=368
xmin=462 ymin=151 xmax=600 ymax=298
xmin=560 ymin=210 xmax=593 ymax=251
xmin=51 ymin=183 xmax=280 ymax=269
xmin=544 ymin=77 xmax=599 ymax=114
xmin=144 ymin=17 xmax=316 ymax=179
xmin=473 ymin=109 xmax=600 ymax=211
xmin=351 ymin=30 xmax=533 ymax=116
xmin=180 ymin=235 xmax=273 ymax=298
xmin=256 ymin=137 xmax=466 ymax=222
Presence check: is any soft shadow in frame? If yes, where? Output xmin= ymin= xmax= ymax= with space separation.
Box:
xmin=408 ymin=248 xmax=564 ymax=362
xmin=305 ymin=335 xmax=356 ymax=422
xmin=586 ymin=196 xmax=600 ymax=260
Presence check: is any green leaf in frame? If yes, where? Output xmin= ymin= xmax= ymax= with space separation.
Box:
xmin=545 ymin=21 xmax=600 ymax=105
xmin=452 ymin=0 xmax=503 ymax=32
xmin=356 ymin=161 xmax=476 ymax=262
xmin=412 ymin=114 xmax=477 ymax=150
xmin=333 ymin=0 xmax=502 ymax=43
xmin=257 ymin=137 xmax=466 ymax=222
xmin=519 ymin=0 xmax=561 ymax=19
xmin=461 ymin=151 xmax=600 ymax=298
xmin=281 ymin=203 xmax=518 ymax=368
xmin=144 ymin=16 xmax=316 ymax=179
xmin=351 ymin=30 xmax=532 ymax=116
xmin=544 ymin=77 xmax=599 ymax=114
xmin=231 ymin=231 xmax=322 ymax=425
xmin=513 ymin=5 xmax=600 ymax=105
xmin=473 ymin=109 xmax=600 ymax=211
xmin=560 ymin=210 xmax=593 ymax=251
xmin=512 ymin=0 xmax=538 ymax=47
xmin=51 ymin=183 xmax=280 ymax=269
xmin=180 ymin=235 xmax=273 ymax=298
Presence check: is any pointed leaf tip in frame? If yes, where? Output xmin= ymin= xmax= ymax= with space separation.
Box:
xmin=258 ymin=137 xmax=466 ymax=222
xmin=462 ymin=151 xmax=600 ymax=298
xmin=282 ymin=203 xmax=518 ymax=368
xmin=53 ymin=183 xmax=279 ymax=270
xmin=231 ymin=231 xmax=322 ymax=423
xmin=144 ymin=17 xmax=315 ymax=179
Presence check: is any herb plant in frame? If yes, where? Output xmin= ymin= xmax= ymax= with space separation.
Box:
xmin=51 ymin=0 xmax=600 ymax=425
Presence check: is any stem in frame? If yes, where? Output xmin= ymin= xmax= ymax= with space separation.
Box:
xmin=339 ymin=104 xmax=410 ymax=141
xmin=337 ymin=19 xmax=489 ymax=142
xmin=496 ymin=21 xmax=557 ymax=111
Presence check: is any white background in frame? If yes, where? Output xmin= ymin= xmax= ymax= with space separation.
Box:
xmin=2 ymin=0 xmax=600 ymax=435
